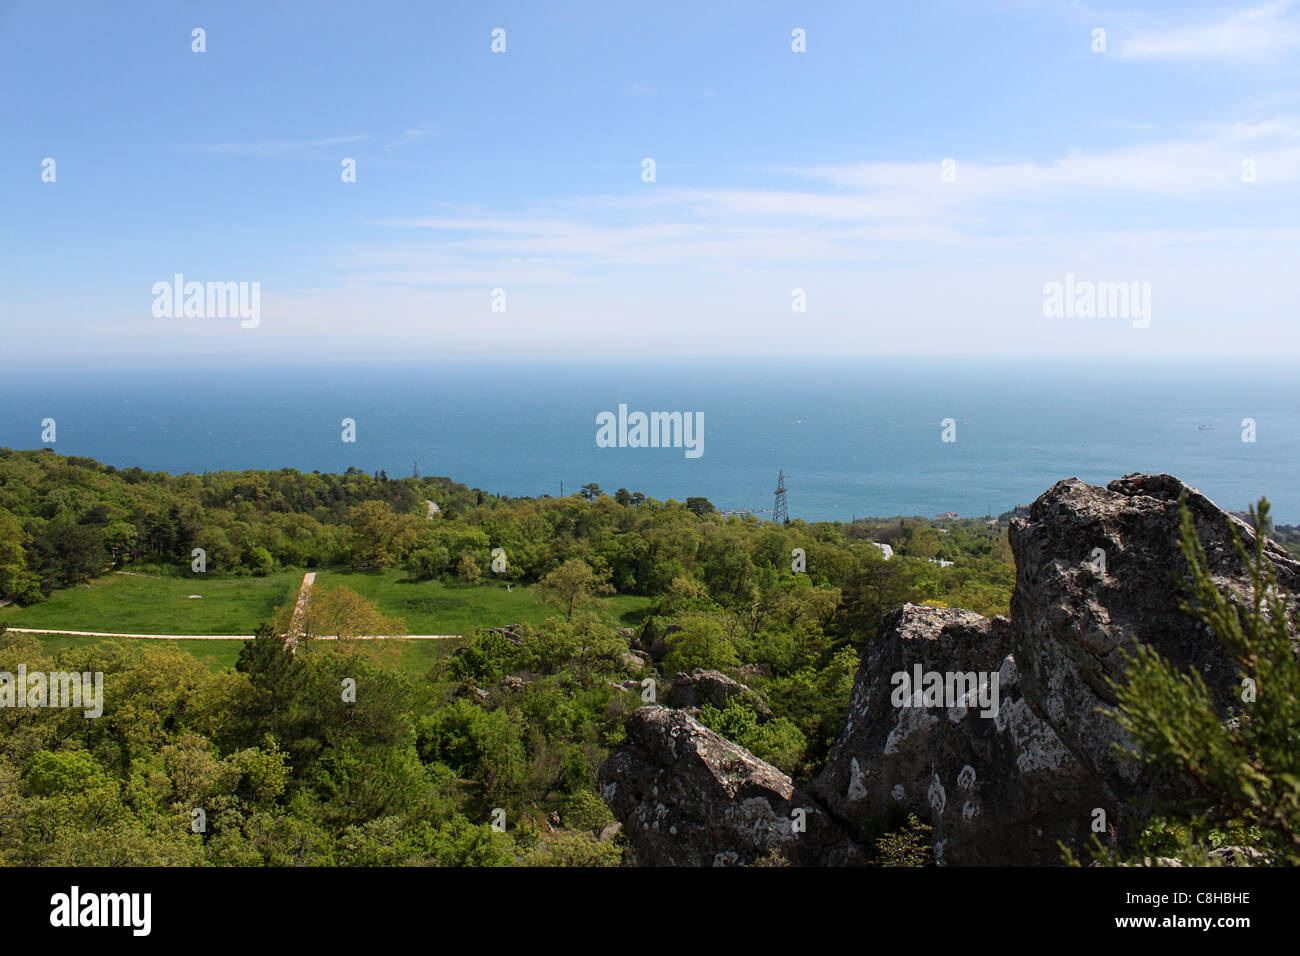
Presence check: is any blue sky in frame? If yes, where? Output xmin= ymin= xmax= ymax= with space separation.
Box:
xmin=2 ymin=0 xmax=1298 ymax=362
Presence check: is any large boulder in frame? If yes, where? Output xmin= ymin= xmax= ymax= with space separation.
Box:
xmin=811 ymin=604 xmax=1108 ymax=865
xmin=1009 ymin=473 xmax=1300 ymax=820
xmin=667 ymin=669 xmax=772 ymax=716
xmin=599 ymin=706 xmax=863 ymax=866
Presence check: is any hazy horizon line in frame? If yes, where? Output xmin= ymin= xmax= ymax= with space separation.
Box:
xmin=1 ymin=352 xmax=1295 ymax=372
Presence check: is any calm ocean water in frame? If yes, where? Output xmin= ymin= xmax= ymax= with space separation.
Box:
xmin=1 ymin=359 xmax=1297 ymax=523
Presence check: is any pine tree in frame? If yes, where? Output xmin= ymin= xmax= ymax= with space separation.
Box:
xmin=1092 ymin=497 xmax=1299 ymax=865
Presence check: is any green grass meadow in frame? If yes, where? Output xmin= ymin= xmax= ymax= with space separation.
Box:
xmin=1 ymin=567 xmax=653 ymax=674
xmin=0 ymin=570 xmax=302 ymax=635
xmin=314 ymin=569 xmax=653 ymax=634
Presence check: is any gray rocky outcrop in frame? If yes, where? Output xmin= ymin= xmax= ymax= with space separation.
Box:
xmin=598 ymin=705 xmax=863 ymax=866
xmin=600 ymin=474 xmax=1297 ymax=866
xmin=1008 ymin=474 xmax=1299 ymax=822
xmin=810 ymin=604 xmax=1108 ymax=865
xmin=667 ymin=669 xmax=772 ymax=716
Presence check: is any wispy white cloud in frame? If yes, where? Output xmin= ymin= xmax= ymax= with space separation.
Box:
xmin=788 ymin=119 xmax=1300 ymax=199
xmin=185 ymin=134 xmax=368 ymax=156
xmin=106 ymin=112 xmax=1299 ymax=360
xmin=385 ymin=128 xmax=436 ymax=149
xmin=1114 ymin=0 xmax=1300 ymax=62
xmin=353 ymin=117 xmax=1300 ymax=283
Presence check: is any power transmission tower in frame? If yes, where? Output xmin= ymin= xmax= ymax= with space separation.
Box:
xmin=772 ymin=470 xmax=789 ymax=524
xmin=413 ymin=460 xmax=420 ymax=479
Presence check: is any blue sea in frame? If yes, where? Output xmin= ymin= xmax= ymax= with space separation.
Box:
xmin=1 ymin=358 xmax=1297 ymax=523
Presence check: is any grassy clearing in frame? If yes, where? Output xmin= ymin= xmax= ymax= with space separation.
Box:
xmin=0 ymin=571 xmax=302 ymax=635
xmin=355 ymin=636 xmax=466 ymax=679
xmin=1 ymin=567 xmax=653 ymax=675
xmin=313 ymin=569 xmax=653 ymax=634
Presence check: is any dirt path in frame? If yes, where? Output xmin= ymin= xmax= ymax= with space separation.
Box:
xmin=6 ymin=627 xmax=255 ymax=640
xmin=5 ymin=626 xmax=462 ymax=641
xmin=283 ymin=571 xmax=317 ymax=652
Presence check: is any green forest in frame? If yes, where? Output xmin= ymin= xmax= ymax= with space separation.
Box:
xmin=0 ymin=447 xmax=1015 ymax=865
